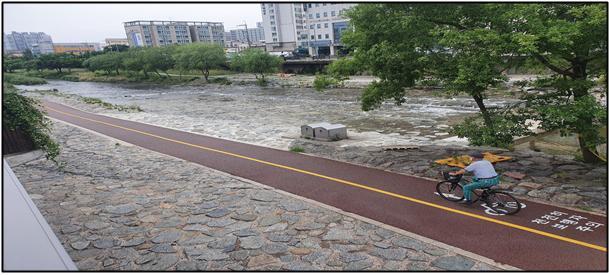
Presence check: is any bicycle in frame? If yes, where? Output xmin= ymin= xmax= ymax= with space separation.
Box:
xmin=436 ymin=171 xmax=521 ymax=215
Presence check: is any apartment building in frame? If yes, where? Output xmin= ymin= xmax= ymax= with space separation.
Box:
xmin=189 ymin=21 xmax=225 ymax=45
xmin=123 ymin=20 xmax=224 ymax=47
xmin=3 ymin=31 xmax=54 ymax=55
xmin=260 ymin=3 xmax=306 ymax=52
xmin=303 ymin=3 xmax=355 ymax=56
xmin=225 ymin=22 xmax=265 ymax=46
xmin=260 ymin=3 xmax=355 ymax=56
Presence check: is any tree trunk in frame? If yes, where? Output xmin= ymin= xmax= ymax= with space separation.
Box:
xmin=472 ymin=94 xmax=494 ymax=129
xmin=116 ymin=68 xmax=120 ymax=75
xmin=154 ymin=70 xmax=162 ymax=77
xmin=572 ymin=60 xmax=602 ymax=163
xmin=202 ymin=69 xmax=209 ymax=82
xmin=578 ymin=135 xmax=602 ymax=163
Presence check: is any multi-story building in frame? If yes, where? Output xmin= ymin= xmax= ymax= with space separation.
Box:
xmin=225 ymin=22 xmax=265 ymax=47
xmin=303 ymin=3 xmax=355 ymax=57
xmin=123 ymin=20 xmax=224 ymax=47
xmin=53 ymin=43 xmax=101 ymax=54
xmin=260 ymin=3 xmax=355 ymax=56
xmin=261 ymin=3 xmax=306 ymax=52
xmin=104 ymin=38 xmax=129 ymax=46
xmin=3 ymin=31 xmax=54 ymax=55
xmin=189 ymin=21 xmax=225 ymax=45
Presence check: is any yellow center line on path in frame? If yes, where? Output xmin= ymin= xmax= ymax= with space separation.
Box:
xmin=45 ymin=105 xmax=608 ymax=253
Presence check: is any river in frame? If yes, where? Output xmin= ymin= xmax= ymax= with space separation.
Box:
xmin=17 ymin=80 xmax=521 ymax=149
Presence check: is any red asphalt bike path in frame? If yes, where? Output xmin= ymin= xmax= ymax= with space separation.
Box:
xmin=42 ymin=101 xmax=607 ymax=271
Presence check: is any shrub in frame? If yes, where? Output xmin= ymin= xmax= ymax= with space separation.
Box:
xmin=290 ymin=146 xmax=305 ymax=153
xmin=3 ymin=73 xmax=47 ymax=85
xmin=2 ymin=87 xmax=60 ymax=160
xmin=313 ymin=73 xmax=338 ymax=92
xmin=450 ymin=112 xmax=532 ymax=148
xmin=209 ymin=77 xmax=232 ymax=85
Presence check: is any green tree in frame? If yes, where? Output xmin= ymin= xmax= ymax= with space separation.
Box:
xmin=231 ymin=48 xmax=282 ymax=84
xmin=142 ymin=46 xmax=175 ymax=77
xmin=22 ymin=49 xmax=34 ymax=60
xmin=334 ymin=4 xmax=530 ymax=147
xmin=2 ymin=57 xmax=25 ymax=72
xmin=173 ymin=43 xmax=226 ymax=82
xmin=123 ymin=48 xmax=148 ymax=77
xmin=84 ymin=52 xmax=124 ymax=75
xmin=507 ymin=3 xmax=607 ymax=162
xmin=103 ymin=44 xmax=129 ymax=53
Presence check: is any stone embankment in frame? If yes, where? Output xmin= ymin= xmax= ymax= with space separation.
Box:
xmin=8 ymin=122 xmax=502 ymax=271
xmin=290 ymin=139 xmax=607 ymax=214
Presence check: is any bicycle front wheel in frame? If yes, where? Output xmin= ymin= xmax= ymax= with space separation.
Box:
xmin=486 ymin=191 xmax=521 ymax=215
xmin=436 ymin=181 xmax=464 ymax=202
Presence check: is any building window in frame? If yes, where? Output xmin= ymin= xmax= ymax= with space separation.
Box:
xmin=272 ymin=27 xmax=276 ymax=31
xmin=315 ymin=3 xmax=319 ymax=7
xmin=324 ymin=12 xmax=328 ymax=17
xmin=325 ymin=34 xmax=329 ymax=39
xmin=308 ymin=3 xmax=312 ymax=8
xmin=317 ymin=24 xmax=321 ymax=29
xmin=316 ymin=13 xmax=320 ymax=18
xmin=331 ymin=11 xmax=336 ymax=16
xmin=324 ymin=23 xmax=328 ymax=28
xmin=310 ymin=24 xmax=314 ymax=29
xmin=273 ymin=38 xmax=278 ymax=42
xmin=311 ymin=35 xmax=315 ymax=40
xmin=270 ymin=15 xmax=274 ymax=19
xmin=309 ymin=14 xmax=313 ymax=19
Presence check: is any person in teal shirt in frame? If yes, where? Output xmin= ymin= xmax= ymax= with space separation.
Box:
xmin=450 ymin=152 xmax=499 ymax=204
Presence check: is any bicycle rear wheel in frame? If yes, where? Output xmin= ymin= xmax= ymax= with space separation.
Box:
xmin=436 ymin=181 xmax=464 ymax=202
xmin=486 ymin=191 xmax=521 ymax=215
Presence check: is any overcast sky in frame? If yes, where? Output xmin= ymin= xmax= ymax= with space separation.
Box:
xmin=3 ymin=3 xmax=263 ymax=43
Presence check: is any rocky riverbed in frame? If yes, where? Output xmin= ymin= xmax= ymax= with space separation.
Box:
xmin=8 ymin=122 xmax=503 ymax=271
xmin=17 ymin=79 xmax=520 ymax=150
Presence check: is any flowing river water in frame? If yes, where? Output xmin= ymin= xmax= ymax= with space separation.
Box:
xmin=18 ymin=80 xmax=521 ymax=149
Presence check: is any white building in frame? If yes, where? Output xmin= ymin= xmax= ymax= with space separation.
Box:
xmin=261 ymin=3 xmax=306 ymax=52
xmin=260 ymin=3 xmax=356 ymax=56
xmin=3 ymin=32 xmax=54 ymax=55
xmin=303 ymin=3 xmax=355 ymax=57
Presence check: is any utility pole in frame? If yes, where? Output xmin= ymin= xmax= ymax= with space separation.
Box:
xmin=236 ymin=21 xmax=252 ymax=48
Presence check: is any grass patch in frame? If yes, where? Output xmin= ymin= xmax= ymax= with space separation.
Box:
xmin=81 ymin=96 xmax=143 ymax=112
xmin=209 ymin=77 xmax=232 ymax=85
xmin=4 ymin=73 xmax=47 ymax=85
xmin=290 ymin=146 xmax=305 ymax=153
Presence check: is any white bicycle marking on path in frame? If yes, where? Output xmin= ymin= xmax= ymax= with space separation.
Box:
xmin=434 ymin=192 xmax=526 ymax=216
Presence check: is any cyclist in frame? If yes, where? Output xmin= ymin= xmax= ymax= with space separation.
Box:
xmin=450 ymin=151 xmax=499 ymax=205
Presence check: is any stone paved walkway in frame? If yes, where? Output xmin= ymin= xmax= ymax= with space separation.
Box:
xmin=10 ymin=122 xmax=501 ymax=271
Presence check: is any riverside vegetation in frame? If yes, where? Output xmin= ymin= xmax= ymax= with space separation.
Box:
xmin=314 ymin=3 xmax=607 ymax=163
xmin=4 ymin=44 xmax=283 ymax=86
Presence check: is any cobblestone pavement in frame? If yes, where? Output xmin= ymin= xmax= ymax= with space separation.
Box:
xmin=10 ymin=122 xmax=501 ymax=271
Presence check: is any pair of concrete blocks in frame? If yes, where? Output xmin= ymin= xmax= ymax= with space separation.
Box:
xmin=301 ymin=122 xmax=348 ymax=141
